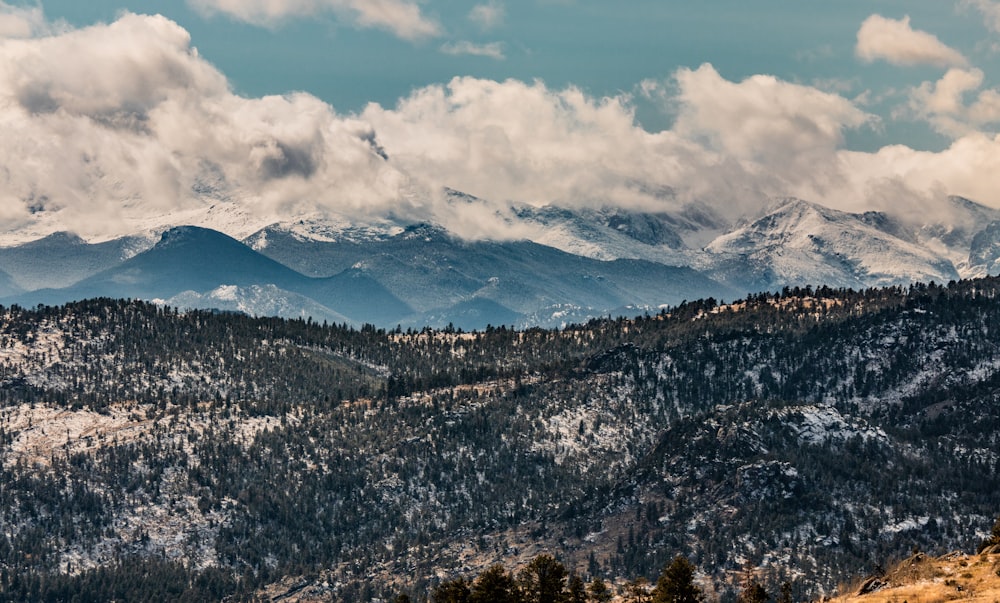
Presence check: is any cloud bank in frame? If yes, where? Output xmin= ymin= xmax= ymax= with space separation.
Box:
xmin=4 ymin=12 xmax=1000 ymax=242
xmin=856 ymin=15 xmax=967 ymax=68
xmin=187 ymin=0 xmax=441 ymax=40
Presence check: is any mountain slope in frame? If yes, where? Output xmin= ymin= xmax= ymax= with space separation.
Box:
xmin=3 ymin=226 xmax=413 ymax=326
xmin=0 ymin=231 xmax=153 ymax=290
xmin=248 ymin=222 xmax=736 ymax=329
xmin=1 ymin=281 xmax=999 ymax=600
xmin=704 ymin=198 xmax=960 ymax=291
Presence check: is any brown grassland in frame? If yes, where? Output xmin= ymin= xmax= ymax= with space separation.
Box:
xmin=831 ymin=552 xmax=1000 ymax=603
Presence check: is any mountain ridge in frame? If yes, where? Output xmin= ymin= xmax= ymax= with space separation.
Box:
xmin=1 ymin=194 xmax=999 ymax=328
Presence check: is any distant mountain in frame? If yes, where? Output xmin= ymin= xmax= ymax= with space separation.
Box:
xmin=703 ymin=198 xmax=960 ymax=291
xmin=246 ymin=222 xmax=736 ymax=329
xmin=0 ymin=267 xmax=23 ymax=298
xmin=4 ymin=193 xmax=1000 ymax=327
xmin=164 ymin=284 xmax=353 ymax=325
xmin=0 ymin=231 xmax=153 ymax=290
xmin=3 ymin=226 xmax=413 ymax=326
xmin=14 ymin=226 xmax=308 ymax=304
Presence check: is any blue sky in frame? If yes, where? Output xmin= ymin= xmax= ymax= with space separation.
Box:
xmin=3 ymin=0 xmax=1000 ymax=240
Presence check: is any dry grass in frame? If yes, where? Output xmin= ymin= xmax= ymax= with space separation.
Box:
xmin=830 ymin=553 xmax=1000 ymax=603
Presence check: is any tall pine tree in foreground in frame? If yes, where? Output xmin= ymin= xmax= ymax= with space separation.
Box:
xmin=652 ymin=555 xmax=703 ymax=603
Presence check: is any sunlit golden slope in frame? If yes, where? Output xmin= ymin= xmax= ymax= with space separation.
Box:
xmin=831 ymin=552 xmax=1000 ymax=603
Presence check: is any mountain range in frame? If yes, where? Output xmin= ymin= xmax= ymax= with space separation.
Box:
xmin=2 ymin=193 xmax=999 ymax=328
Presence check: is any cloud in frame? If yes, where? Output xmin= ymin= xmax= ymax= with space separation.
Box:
xmin=469 ymin=1 xmax=504 ymax=30
xmin=0 ymin=1 xmax=50 ymax=39
xmin=7 ymin=11 xmax=1000 ymax=245
xmin=672 ymin=64 xmax=874 ymax=164
xmin=187 ymin=0 xmax=441 ymax=40
xmin=963 ymin=0 xmax=1000 ymax=33
xmin=906 ymin=68 xmax=1000 ymax=137
xmin=440 ymin=40 xmax=504 ymax=60
xmin=856 ymin=15 xmax=967 ymax=68
xmin=0 ymin=12 xmax=410 ymax=239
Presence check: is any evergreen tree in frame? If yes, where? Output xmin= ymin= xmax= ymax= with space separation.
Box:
xmin=777 ymin=582 xmax=793 ymax=603
xmin=567 ymin=574 xmax=587 ymax=603
xmin=587 ymin=577 xmax=613 ymax=603
xmin=623 ymin=577 xmax=652 ymax=603
xmin=652 ymin=555 xmax=703 ymax=603
xmin=518 ymin=555 xmax=568 ymax=603
xmin=433 ymin=578 xmax=471 ymax=603
xmin=471 ymin=565 xmax=519 ymax=603
xmin=737 ymin=570 xmax=769 ymax=603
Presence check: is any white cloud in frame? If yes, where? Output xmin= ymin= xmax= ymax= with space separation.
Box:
xmin=187 ymin=0 xmax=441 ymax=40
xmin=963 ymin=0 xmax=1000 ymax=33
xmin=0 ymin=13 xmax=410 ymax=239
xmin=360 ymin=77 xmax=683 ymax=212
xmin=672 ymin=64 xmax=874 ymax=164
xmin=0 ymin=1 xmax=50 ymax=39
xmin=906 ymin=68 xmax=1000 ymax=137
xmin=856 ymin=15 xmax=967 ymax=68
xmin=469 ymin=1 xmax=504 ymax=30
xmin=8 ymin=11 xmax=1000 ymax=244
xmin=440 ymin=40 xmax=504 ymax=60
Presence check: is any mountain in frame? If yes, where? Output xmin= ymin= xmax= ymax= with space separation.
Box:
xmin=0 ymin=267 xmax=23 ymax=298
xmin=703 ymin=198 xmax=960 ymax=291
xmin=3 ymin=226 xmax=413 ymax=326
xmin=164 ymin=284 xmax=353 ymax=325
xmin=0 ymin=282 xmax=999 ymax=601
xmin=11 ymin=226 xmax=309 ymax=303
xmin=246 ymin=222 xmax=736 ymax=329
xmin=3 ymin=193 xmax=1000 ymax=328
xmin=0 ymin=231 xmax=153 ymax=290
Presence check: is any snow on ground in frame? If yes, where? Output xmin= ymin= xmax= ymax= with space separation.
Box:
xmin=779 ymin=405 xmax=887 ymax=446
xmin=0 ymin=401 xmax=282 ymax=469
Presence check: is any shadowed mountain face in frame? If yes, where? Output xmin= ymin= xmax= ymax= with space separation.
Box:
xmin=4 ymin=226 xmax=413 ymax=327
xmin=0 ymin=231 xmax=153 ymax=290
xmin=245 ymin=223 xmax=735 ymax=329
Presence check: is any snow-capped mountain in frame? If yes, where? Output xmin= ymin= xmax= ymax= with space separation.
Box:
xmin=2 ymin=191 xmax=1000 ymax=328
xmin=703 ymin=198 xmax=961 ymax=291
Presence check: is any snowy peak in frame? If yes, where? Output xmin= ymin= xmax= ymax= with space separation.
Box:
xmin=705 ymin=198 xmax=960 ymax=290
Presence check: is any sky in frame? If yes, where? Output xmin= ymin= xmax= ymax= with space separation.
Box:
xmin=3 ymin=0 xmax=1000 ymax=240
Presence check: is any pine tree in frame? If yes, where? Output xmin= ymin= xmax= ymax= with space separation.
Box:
xmin=587 ymin=577 xmax=613 ymax=603
xmin=518 ymin=555 xmax=568 ymax=603
xmin=737 ymin=569 xmax=769 ymax=603
xmin=567 ymin=574 xmax=587 ymax=603
xmin=432 ymin=578 xmax=471 ymax=603
xmin=652 ymin=555 xmax=703 ymax=603
xmin=470 ymin=565 xmax=518 ymax=603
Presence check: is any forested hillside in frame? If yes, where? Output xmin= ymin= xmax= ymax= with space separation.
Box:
xmin=0 ymin=279 xmax=998 ymax=601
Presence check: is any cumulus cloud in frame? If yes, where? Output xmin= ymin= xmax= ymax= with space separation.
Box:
xmin=0 ymin=1 xmax=50 ymax=39
xmin=469 ymin=1 xmax=504 ymax=30
xmin=0 ymin=12 xmax=410 ymax=239
xmin=856 ymin=15 xmax=967 ymax=68
xmin=8 ymin=11 xmax=1000 ymax=244
xmin=671 ymin=64 xmax=874 ymax=177
xmin=906 ymin=68 xmax=1000 ymax=137
xmin=187 ymin=0 xmax=441 ymax=40
xmin=440 ymin=40 xmax=504 ymax=59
